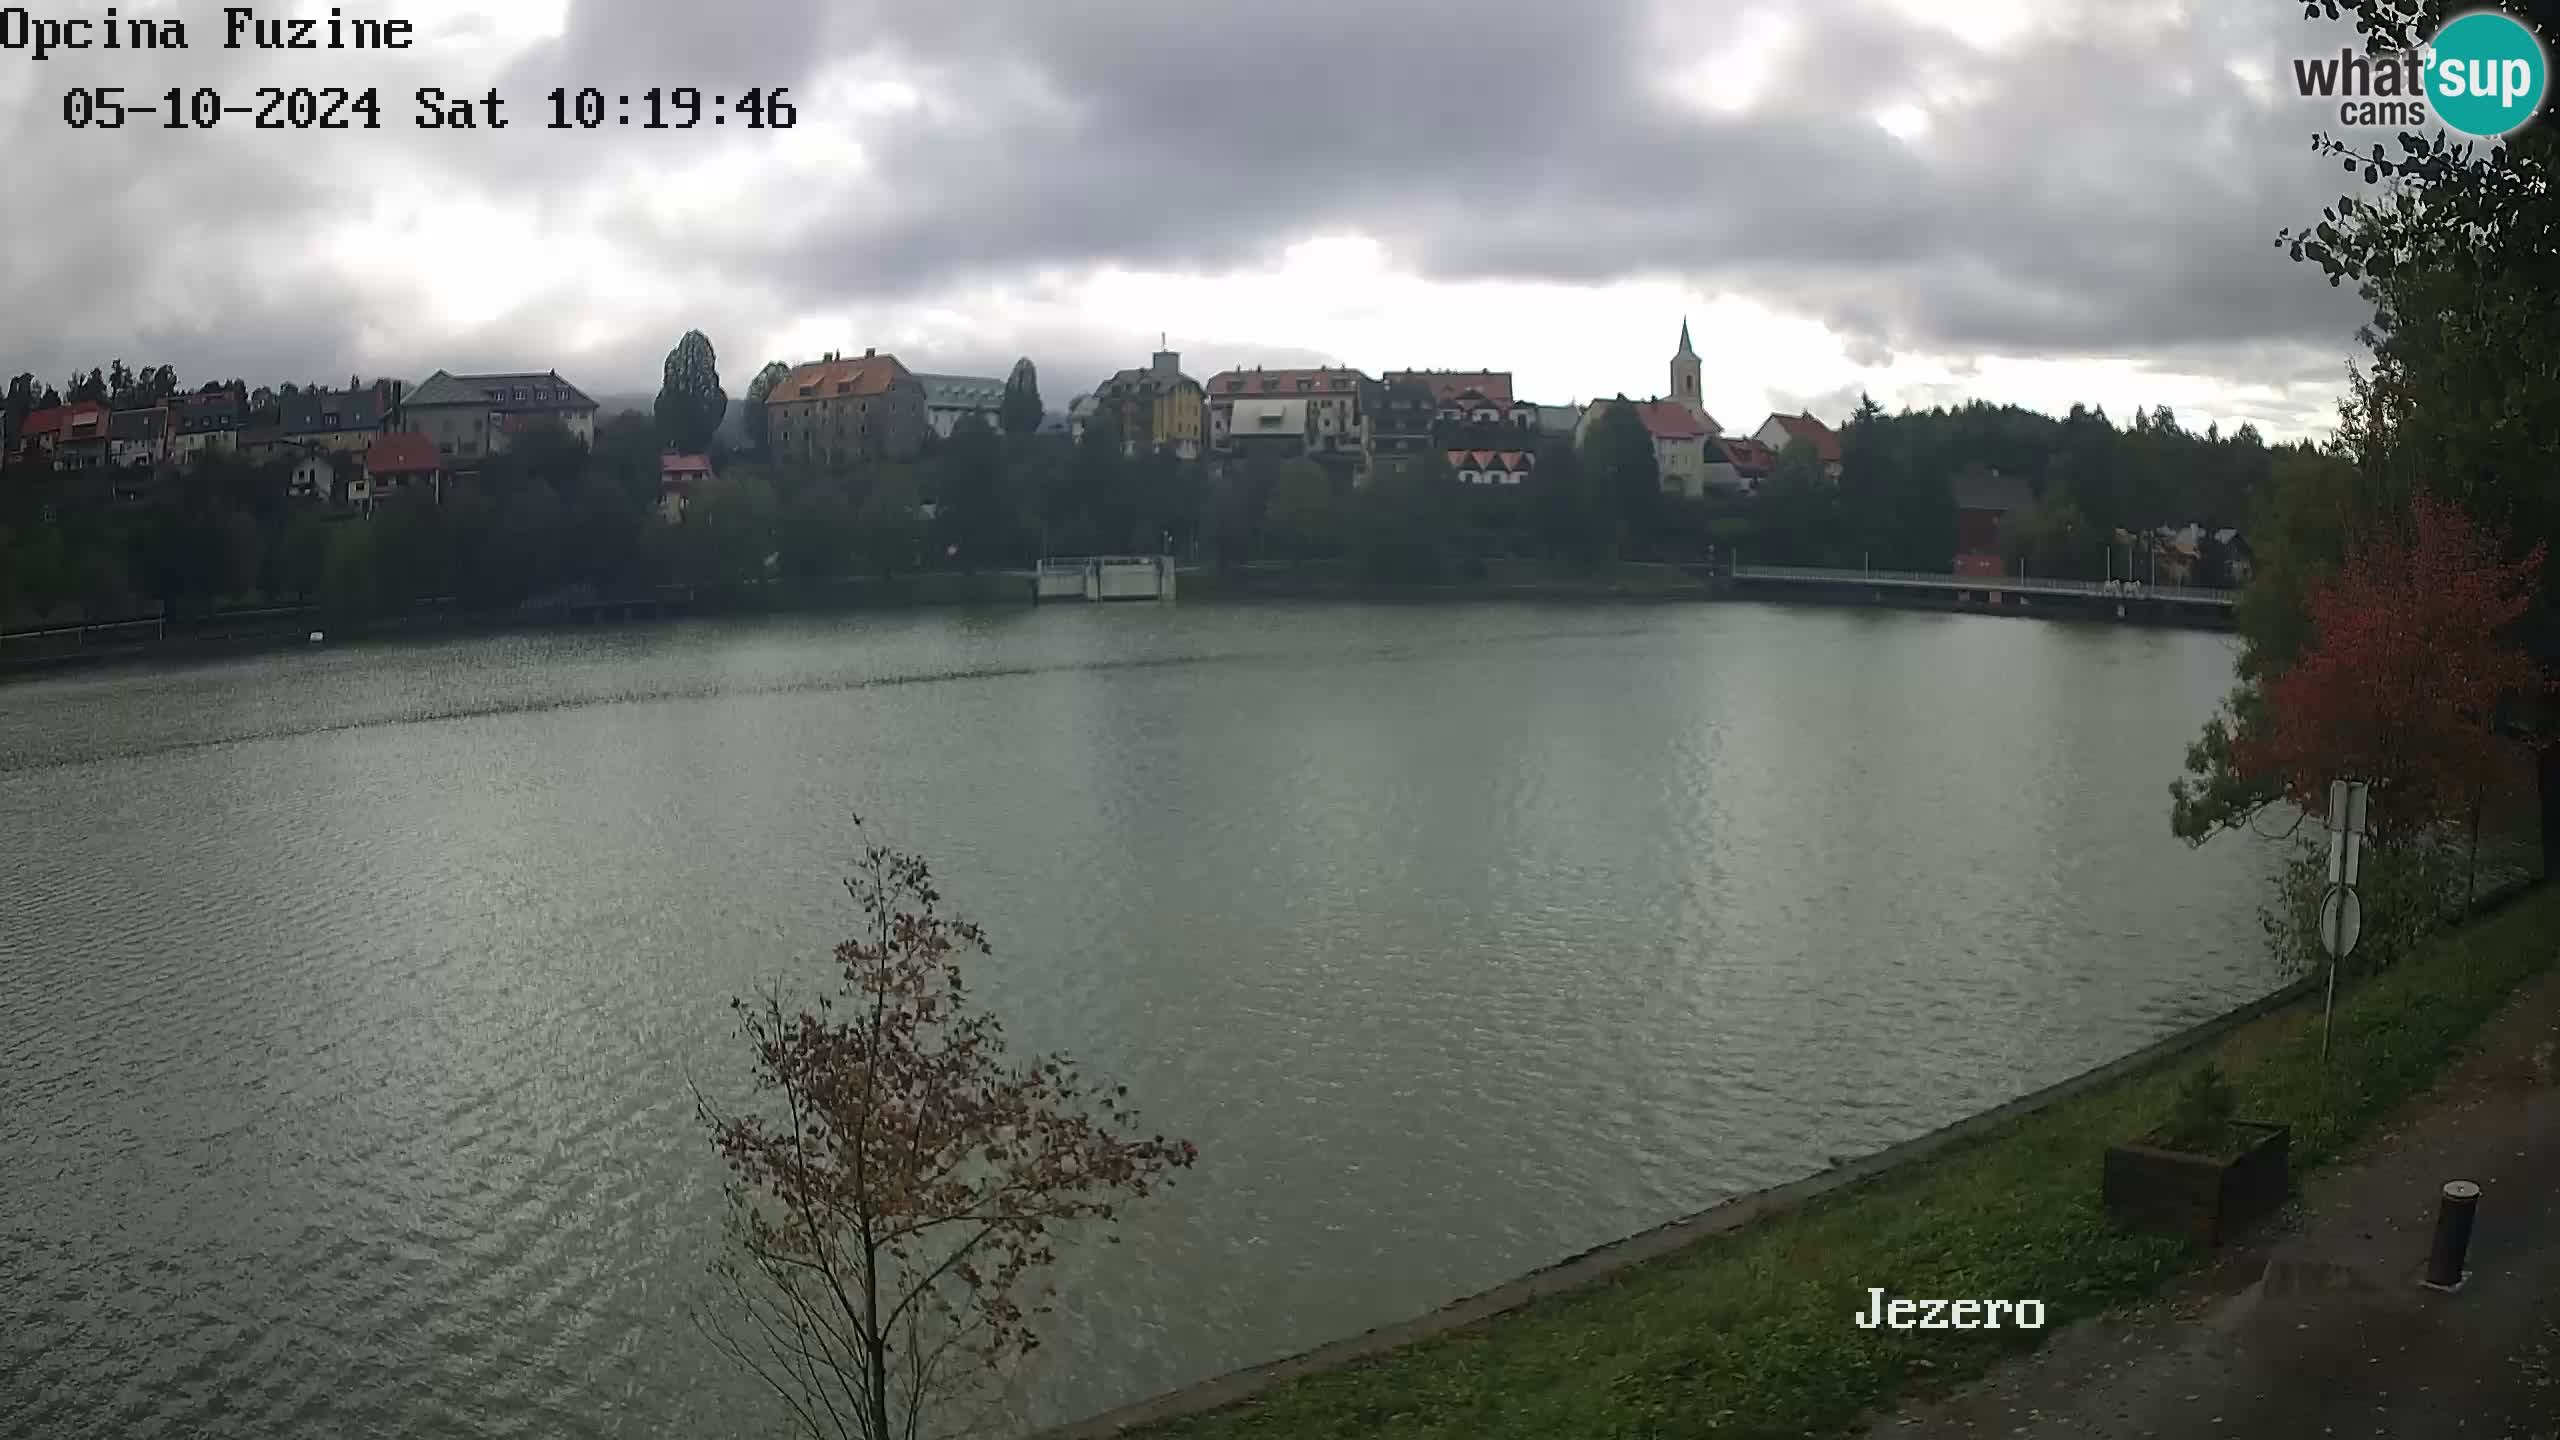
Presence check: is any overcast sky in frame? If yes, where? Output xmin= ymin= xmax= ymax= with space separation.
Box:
xmin=0 ymin=0 xmax=2380 ymax=436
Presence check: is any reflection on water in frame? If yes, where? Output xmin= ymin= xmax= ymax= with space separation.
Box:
xmin=0 ymin=601 xmax=2280 ymax=1437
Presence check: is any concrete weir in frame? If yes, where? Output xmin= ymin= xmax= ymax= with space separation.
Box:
xmin=1033 ymin=556 xmax=1178 ymax=603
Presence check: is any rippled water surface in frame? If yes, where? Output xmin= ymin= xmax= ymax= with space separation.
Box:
xmin=0 ymin=601 xmax=2280 ymax=1437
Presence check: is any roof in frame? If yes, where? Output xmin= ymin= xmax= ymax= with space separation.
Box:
xmin=19 ymin=406 xmax=68 ymax=439
xmin=111 ymin=407 xmax=165 ymax=439
xmin=169 ymin=392 xmax=243 ymax=432
xmin=406 ymin=370 xmax=598 ymax=413
xmin=283 ymin=386 xmax=390 ymax=435
xmin=772 ymin=354 xmax=913 ymax=404
xmin=660 ymin=452 xmax=716 ymax=478
xmin=1446 ymin=449 xmax=1535 ymax=469
xmin=1633 ymin=399 xmax=1709 ymax=441
xmin=1536 ymin=404 xmax=1583 ymax=435
xmin=1099 ymin=365 xmax=1199 ymax=396
xmin=365 ymin=432 xmax=442 ymax=474
xmin=1676 ymin=318 xmax=1696 ymax=358
xmin=1762 ymin=411 xmax=1842 ymax=463
xmin=1711 ymin=436 xmax=1778 ymax=474
xmin=59 ymin=402 xmax=109 ymax=439
xmin=1949 ymin=467 xmax=2037 ymax=514
xmin=1205 ymin=366 xmax=1368 ymax=397
xmin=1230 ymin=397 xmax=1310 ymax=431
xmin=1383 ymin=370 xmax=1514 ymax=406
xmin=914 ymin=373 xmax=1008 ymax=409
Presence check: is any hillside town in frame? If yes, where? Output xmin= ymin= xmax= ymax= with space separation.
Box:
xmin=0 ymin=321 xmax=2271 ymax=641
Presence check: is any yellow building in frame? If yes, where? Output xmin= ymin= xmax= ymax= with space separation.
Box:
xmin=1092 ymin=347 xmax=1205 ymax=459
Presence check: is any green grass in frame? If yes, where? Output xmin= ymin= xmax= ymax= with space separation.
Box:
xmin=1136 ymin=887 xmax=2560 ymax=1440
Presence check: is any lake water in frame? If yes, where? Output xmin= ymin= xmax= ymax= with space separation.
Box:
xmin=0 ymin=600 xmax=2283 ymax=1438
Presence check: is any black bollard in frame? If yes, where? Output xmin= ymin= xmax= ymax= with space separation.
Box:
xmin=2425 ymin=1180 xmax=2480 ymax=1289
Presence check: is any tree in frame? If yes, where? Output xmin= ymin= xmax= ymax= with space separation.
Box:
xmin=222 ymin=512 xmax=264 ymax=601
xmin=280 ymin=512 xmax=332 ymax=602
xmin=859 ymin=467 xmax=925 ymax=578
xmin=1527 ymin=436 xmax=1611 ymax=567
xmin=742 ymin=361 xmax=792 ymax=460
xmin=2242 ymin=495 xmax=2546 ymax=847
xmin=1258 ymin=459 xmax=1339 ymax=566
xmin=655 ymin=330 xmax=730 ymax=455
xmin=2273 ymin=0 xmax=2560 ymax=857
xmin=1001 ymin=357 xmax=1043 ymax=438
xmin=700 ymin=831 xmax=1195 ymax=1440
xmin=935 ymin=415 xmax=1012 ymax=569
xmin=1755 ymin=437 xmax=1839 ymax=566
xmin=317 ymin=521 xmax=379 ymax=628
xmin=1354 ymin=454 xmax=1456 ymax=583
xmin=780 ymin=483 xmax=858 ymax=580
xmin=1582 ymin=401 xmax=1661 ymax=558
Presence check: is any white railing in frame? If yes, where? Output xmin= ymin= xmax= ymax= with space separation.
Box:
xmin=1730 ymin=564 xmax=2238 ymax=607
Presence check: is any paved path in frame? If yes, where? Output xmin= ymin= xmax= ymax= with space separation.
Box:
xmin=1864 ymin=961 xmax=2560 ymax=1440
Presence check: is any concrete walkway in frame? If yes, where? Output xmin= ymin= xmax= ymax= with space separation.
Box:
xmin=1864 ymin=960 xmax=2560 ymax=1440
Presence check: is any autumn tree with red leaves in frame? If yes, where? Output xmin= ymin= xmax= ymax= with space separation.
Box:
xmin=699 ymin=828 xmax=1196 ymax=1440
xmin=2243 ymin=495 xmax=2546 ymax=846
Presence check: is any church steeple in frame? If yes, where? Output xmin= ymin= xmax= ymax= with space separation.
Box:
xmin=1670 ymin=317 xmax=1703 ymax=419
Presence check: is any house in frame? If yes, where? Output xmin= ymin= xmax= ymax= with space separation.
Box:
xmin=238 ymin=426 xmax=292 ymax=463
xmin=1095 ymin=347 xmax=1207 ymax=458
xmin=110 ymin=407 xmax=168 ymax=468
xmin=1950 ymin=467 xmax=2038 ymax=577
xmin=1753 ymin=412 xmax=1843 ymax=481
xmin=1448 ymin=448 xmax=1536 ymax=486
xmin=765 ymin=350 xmax=927 ymax=467
xmin=1362 ymin=378 xmax=1438 ymax=477
xmin=169 ymin=391 xmax=244 ymax=460
xmin=659 ymin=452 xmax=715 ymax=524
xmin=1580 ymin=397 xmax=1712 ymax=497
xmin=1207 ymin=365 xmax=1365 ymax=456
xmin=359 ymin=431 xmax=444 ymax=510
xmin=913 ymin=373 xmax=1008 ymax=439
xmin=50 ymin=402 xmax=112 ymax=470
xmin=1225 ymin=397 xmax=1313 ymax=457
xmin=1703 ymin=435 xmax=1777 ymax=496
xmin=11 ymin=406 xmax=67 ymax=465
xmin=2213 ymin=528 xmax=2255 ymax=585
xmin=282 ymin=382 xmax=398 ymax=453
xmin=289 ymin=449 xmax=339 ymax=505
xmin=404 ymin=369 xmax=600 ymax=463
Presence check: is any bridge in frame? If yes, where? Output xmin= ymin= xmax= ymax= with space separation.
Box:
xmin=1728 ymin=564 xmax=2237 ymax=620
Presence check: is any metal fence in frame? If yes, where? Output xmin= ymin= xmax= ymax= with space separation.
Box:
xmin=1730 ymin=563 xmax=2238 ymax=607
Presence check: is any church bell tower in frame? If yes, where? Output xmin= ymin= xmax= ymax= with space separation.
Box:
xmin=1671 ymin=318 xmax=1704 ymax=422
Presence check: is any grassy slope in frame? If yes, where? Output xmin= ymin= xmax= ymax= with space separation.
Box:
xmin=1139 ymin=887 xmax=2560 ymax=1440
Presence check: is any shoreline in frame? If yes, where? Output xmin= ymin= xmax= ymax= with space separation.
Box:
xmin=1040 ymin=876 xmax=2549 ymax=1440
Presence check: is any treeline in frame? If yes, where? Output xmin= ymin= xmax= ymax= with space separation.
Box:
xmin=1743 ymin=397 xmax=2311 ymax=581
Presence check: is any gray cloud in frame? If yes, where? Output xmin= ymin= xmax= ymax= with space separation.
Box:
xmin=0 ymin=0 xmax=2377 ymax=413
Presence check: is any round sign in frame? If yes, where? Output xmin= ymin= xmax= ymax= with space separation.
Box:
xmin=2319 ymin=884 xmax=2364 ymax=959
xmin=2445 ymin=1180 xmax=2481 ymax=1201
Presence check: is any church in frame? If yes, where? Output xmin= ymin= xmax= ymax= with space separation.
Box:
xmin=1576 ymin=320 xmax=1724 ymax=497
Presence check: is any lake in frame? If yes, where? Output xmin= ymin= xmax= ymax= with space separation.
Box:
xmin=0 ymin=599 xmax=2281 ymax=1438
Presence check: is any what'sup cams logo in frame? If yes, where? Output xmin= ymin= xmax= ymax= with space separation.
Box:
xmin=2291 ymin=9 xmax=2549 ymax=137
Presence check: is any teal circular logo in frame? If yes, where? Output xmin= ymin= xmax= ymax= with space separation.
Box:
xmin=2428 ymin=12 xmax=2549 ymax=137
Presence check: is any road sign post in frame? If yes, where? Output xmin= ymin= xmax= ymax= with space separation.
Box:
xmin=2320 ymin=780 xmax=2371 ymax=1062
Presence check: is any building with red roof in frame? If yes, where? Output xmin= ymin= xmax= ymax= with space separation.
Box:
xmin=358 ymin=431 xmax=444 ymax=510
xmin=1204 ymin=364 xmax=1366 ymax=457
xmin=1445 ymin=448 xmax=1536 ymax=486
xmin=1753 ymin=411 xmax=1843 ymax=479
xmin=659 ymin=452 xmax=715 ymax=524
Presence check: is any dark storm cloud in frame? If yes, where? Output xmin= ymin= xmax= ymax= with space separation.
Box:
xmin=0 ymin=0 xmax=2376 ymax=396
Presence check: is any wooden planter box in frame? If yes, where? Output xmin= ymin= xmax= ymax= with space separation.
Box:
xmin=2102 ymin=1122 xmax=2290 ymax=1247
